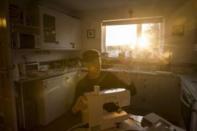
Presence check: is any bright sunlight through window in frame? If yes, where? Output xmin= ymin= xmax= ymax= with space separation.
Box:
xmin=106 ymin=25 xmax=137 ymax=49
xmin=103 ymin=19 xmax=163 ymax=59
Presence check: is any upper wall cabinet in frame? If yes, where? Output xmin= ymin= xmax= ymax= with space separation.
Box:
xmin=39 ymin=6 xmax=81 ymax=50
xmin=9 ymin=4 xmax=40 ymax=49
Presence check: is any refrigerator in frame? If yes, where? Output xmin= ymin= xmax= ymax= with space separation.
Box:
xmin=0 ymin=0 xmax=18 ymax=131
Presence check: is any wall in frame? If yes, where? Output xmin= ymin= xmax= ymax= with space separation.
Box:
xmin=79 ymin=0 xmax=197 ymax=65
xmin=165 ymin=0 xmax=197 ymax=64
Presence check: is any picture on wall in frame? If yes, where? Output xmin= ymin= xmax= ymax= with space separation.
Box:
xmin=172 ymin=25 xmax=184 ymax=36
xmin=87 ymin=29 xmax=95 ymax=38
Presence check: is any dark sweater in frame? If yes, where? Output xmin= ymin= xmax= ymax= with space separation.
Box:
xmin=74 ymin=71 xmax=135 ymax=101
xmin=69 ymin=71 xmax=136 ymax=126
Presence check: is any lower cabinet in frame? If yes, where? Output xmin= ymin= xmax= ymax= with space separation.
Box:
xmin=37 ymin=75 xmax=70 ymax=125
xmin=62 ymin=72 xmax=78 ymax=112
xmin=16 ymin=71 xmax=81 ymax=130
xmin=130 ymin=74 xmax=155 ymax=113
xmin=114 ymin=71 xmax=182 ymax=124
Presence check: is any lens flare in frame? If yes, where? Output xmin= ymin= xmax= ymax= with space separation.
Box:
xmin=0 ymin=17 xmax=7 ymax=28
xmin=139 ymin=35 xmax=151 ymax=49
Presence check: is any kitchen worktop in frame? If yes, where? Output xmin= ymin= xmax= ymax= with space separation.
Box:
xmin=180 ymin=74 xmax=197 ymax=100
xmin=15 ymin=66 xmax=176 ymax=84
xmin=15 ymin=68 xmax=81 ymax=83
xmin=102 ymin=67 xmax=174 ymax=76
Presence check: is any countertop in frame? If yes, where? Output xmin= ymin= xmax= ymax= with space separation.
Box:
xmin=103 ymin=68 xmax=174 ymax=76
xmin=15 ymin=68 xmax=80 ymax=83
xmin=180 ymin=74 xmax=197 ymax=100
xmin=15 ymin=67 xmax=175 ymax=84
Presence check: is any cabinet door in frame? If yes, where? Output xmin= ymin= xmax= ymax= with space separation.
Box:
xmin=129 ymin=73 xmax=161 ymax=114
xmin=68 ymin=18 xmax=81 ymax=49
xmin=64 ymin=72 xmax=78 ymax=109
xmin=121 ymin=73 xmax=144 ymax=112
xmin=39 ymin=6 xmax=81 ymax=50
xmin=55 ymin=12 xmax=71 ymax=49
xmin=131 ymin=74 xmax=154 ymax=113
xmin=39 ymin=75 xmax=68 ymax=125
xmin=39 ymin=6 xmax=58 ymax=49
xmin=141 ymin=74 xmax=159 ymax=112
xmin=56 ymin=14 xmax=81 ymax=49
xmin=153 ymin=74 xmax=182 ymax=123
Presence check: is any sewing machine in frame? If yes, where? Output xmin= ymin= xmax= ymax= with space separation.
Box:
xmin=82 ymin=87 xmax=130 ymax=130
xmin=72 ymin=87 xmax=185 ymax=131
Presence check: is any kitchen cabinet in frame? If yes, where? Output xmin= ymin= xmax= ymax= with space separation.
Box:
xmin=39 ymin=6 xmax=81 ymax=50
xmin=63 ymin=71 xmax=87 ymax=108
xmin=37 ymin=72 xmax=81 ymax=125
xmin=152 ymin=74 xmax=182 ymax=121
xmin=63 ymin=72 xmax=78 ymax=109
xmin=15 ymin=71 xmax=85 ymax=130
xmin=112 ymin=71 xmax=157 ymax=113
xmin=113 ymin=71 xmax=182 ymax=123
xmin=132 ymin=72 xmax=182 ymax=123
xmin=38 ymin=75 xmax=69 ymax=125
xmin=9 ymin=4 xmax=40 ymax=49
xmin=130 ymin=73 xmax=158 ymax=114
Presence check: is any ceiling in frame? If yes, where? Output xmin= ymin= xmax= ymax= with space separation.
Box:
xmin=39 ymin=0 xmax=188 ymax=11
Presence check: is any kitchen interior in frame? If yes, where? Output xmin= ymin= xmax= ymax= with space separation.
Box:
xmin=0 ymin=0 xmax=197 ymax=131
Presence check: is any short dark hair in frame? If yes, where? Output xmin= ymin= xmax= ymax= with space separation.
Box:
xmin=82 ymin=49 xmax=100 ymax=63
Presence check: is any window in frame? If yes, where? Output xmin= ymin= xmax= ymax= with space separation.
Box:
xmin=102 ymin=17 xmax=164 ymax=61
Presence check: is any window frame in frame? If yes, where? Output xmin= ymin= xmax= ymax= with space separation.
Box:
xmin=101 ymin=17 xmax=165 ymax=55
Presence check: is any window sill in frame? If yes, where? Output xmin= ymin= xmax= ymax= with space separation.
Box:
xmin=102 ymin=57 xmax=170 ymax=66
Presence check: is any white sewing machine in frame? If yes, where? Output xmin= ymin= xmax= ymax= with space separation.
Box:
xmin=82 ymin=87 xmax=130 ymax=130
xmin=71 ymin=87 xmax=185 ymax=131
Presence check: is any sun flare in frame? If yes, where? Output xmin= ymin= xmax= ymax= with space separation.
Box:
xmin=105 ymin=24 xmax=153 ymax=50
xmin=138 ymin=35 xmax=151 ymax=49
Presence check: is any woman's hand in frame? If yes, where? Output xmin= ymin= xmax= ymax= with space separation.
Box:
xmin=72 ymin=96 xmax=87 ymax=114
